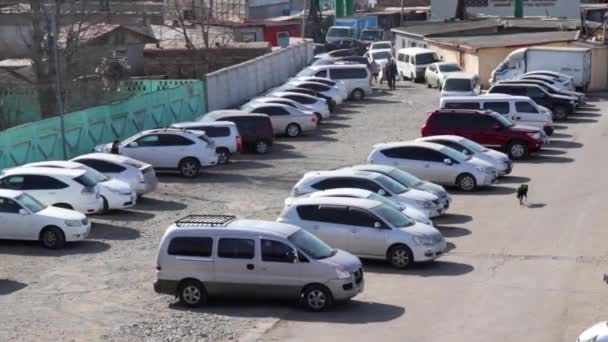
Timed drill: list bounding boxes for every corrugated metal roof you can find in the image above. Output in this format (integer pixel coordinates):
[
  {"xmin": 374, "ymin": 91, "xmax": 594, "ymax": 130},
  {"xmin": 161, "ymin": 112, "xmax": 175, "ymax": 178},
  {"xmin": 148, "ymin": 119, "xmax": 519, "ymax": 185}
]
[
  {"xmin": 391, "ymin": 19, "xmax": 501, "ymax": 37},
  {"xmin": 427, "ymin": 30, "xmax": 579, "ymax": 51}
]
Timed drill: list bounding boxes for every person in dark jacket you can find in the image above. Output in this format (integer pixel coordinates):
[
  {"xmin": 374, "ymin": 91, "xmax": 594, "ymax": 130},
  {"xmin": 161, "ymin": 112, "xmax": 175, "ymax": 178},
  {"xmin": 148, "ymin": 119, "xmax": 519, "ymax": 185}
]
[
  {"xmin": 384, "ymin": 58, "xmax": 398, "ymax": 90},
  {"xmin": 110, "ymin": 140, "xmax": 120, "ymax": 155}
]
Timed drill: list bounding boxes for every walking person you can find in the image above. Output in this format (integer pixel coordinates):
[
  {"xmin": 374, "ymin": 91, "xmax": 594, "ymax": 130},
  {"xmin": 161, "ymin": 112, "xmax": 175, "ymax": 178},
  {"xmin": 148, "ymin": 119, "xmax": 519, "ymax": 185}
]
[
  {"xmin": 369, "ymin": 60, "xmax": 379, "ymax": 85},
  {"xmin": 383, "ymin": 62, "xmax": 392, "ymax": 90},
  {"xmin": 385, "ymin": 58, "xmax": 398, "ymax": 90}
]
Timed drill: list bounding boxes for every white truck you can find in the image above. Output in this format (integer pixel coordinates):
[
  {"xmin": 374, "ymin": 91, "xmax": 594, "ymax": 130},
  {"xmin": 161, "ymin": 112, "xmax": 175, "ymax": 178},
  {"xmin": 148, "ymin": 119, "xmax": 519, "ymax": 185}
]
[{"xmin": 490, "ymin": 47, "xmax": 592, "ymax": 91}]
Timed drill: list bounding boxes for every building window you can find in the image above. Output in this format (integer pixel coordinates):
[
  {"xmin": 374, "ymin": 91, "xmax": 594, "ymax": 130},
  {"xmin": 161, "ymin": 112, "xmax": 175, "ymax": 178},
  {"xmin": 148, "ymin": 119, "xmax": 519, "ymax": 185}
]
[{"xmin": 183, "ymin": 9, "xmax": 195, "ymax": 20}]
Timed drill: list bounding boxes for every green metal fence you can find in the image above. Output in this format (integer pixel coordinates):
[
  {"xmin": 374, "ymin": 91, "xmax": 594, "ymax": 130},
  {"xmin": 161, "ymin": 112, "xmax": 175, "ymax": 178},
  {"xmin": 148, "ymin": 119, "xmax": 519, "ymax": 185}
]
[{"xmin": 0, "ymin": 80, "xmax": 205, "ymax": 169}]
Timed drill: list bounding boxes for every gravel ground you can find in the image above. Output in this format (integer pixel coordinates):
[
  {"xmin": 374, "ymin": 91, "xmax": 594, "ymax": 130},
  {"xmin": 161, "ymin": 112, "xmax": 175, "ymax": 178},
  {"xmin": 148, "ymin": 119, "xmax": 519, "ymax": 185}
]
[{"xmin": 0, "ymin": 82, "xmax": 492, "ymax": 341}]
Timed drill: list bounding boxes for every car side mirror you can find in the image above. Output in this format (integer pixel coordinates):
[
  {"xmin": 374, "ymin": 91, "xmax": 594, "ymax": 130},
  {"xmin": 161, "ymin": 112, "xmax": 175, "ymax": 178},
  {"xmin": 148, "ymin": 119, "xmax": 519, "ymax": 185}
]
[
  {"xmin": 18, "ymin": 209, "xmax": 28, "ymax": 215},
  {"xmin": 374, "ymin": 222, "xmax": 382, "ymax": 229},
  {"xmin": 378, "ymin": 189, "xmax": 387, "ymax": 196},
  {"xmin": 127, "ymin": 142, "xmax": 138, "ymax": 148},
  {"xmin": 443, "ymin": 158, "xmax": 452, "ymax": 165}
]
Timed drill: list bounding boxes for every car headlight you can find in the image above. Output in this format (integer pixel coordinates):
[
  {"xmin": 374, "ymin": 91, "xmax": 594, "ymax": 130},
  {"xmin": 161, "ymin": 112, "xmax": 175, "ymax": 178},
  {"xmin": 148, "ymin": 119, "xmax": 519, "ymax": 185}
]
[
  {"xmin": 415, "ymin": 200, "xmax": 433, "ymax": 209},
  {"xmin": 413, "ymin": 236, "xmax": 434, "ymax": 246},
  {"xmin": 65, "ymin": 219, "xmax": 83, "ymax": 227},
  {"xmin": 526, "ymin": 132, "xmax": 541, "ymax": 140},
  {"xmin": 475, "ymin": 166, "xmax": 492, "ymax": 173},
  {"xmin": 335, "ymin": 266, "xmax": 351, "ymax": 279}
]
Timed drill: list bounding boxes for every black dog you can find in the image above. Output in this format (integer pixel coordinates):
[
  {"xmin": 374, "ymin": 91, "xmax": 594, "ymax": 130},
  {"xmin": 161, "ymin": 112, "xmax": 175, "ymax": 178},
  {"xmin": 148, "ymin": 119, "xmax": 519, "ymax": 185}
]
[{"xmin": 517, "ymin": 185, "xmax": 528, "ymax": 205}]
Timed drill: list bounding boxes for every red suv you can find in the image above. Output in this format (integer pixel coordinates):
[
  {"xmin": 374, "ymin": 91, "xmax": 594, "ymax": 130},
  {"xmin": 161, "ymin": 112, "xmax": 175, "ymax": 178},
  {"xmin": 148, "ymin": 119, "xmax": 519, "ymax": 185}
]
[{"xmin": 421, "ymin": 109, "xmax": 545, "ymax": 159}]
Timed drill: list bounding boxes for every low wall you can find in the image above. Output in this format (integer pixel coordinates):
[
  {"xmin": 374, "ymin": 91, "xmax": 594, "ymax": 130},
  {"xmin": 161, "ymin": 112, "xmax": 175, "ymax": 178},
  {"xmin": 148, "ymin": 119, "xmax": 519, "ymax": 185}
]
[
  {"xmin": 0, "ymin": 80, "xmax": 205, "ymax": 169},
  {"xmin": 204, "ymin": 38, "xmax": 314, "ymax": 112}
]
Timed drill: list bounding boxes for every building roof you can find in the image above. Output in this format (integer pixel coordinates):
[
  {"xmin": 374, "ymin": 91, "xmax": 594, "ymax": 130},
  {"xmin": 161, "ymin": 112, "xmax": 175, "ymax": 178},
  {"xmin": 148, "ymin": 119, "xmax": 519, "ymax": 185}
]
[
  {"xmin": 58, "ymin": 23, "xmax": 157, "ymax": 48},
  {"xmin": 427, "ymin": 30, "xmax": 579, "ymax": 51},
  {"xmin": 391, "ymin": 19, "xmax": 501, "ymax": 37}
]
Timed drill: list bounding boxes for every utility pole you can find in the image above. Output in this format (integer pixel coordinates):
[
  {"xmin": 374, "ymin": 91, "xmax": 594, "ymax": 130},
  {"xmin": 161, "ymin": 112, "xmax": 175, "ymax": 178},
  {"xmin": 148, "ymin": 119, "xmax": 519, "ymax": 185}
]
[
  {"xmin": 47, "ymin": 1, "xmax": 68, "ymax": 159},
  {"xmin": 400, "ymin": 0, "xmax": 404, "ymax": 26},
  {"xmin": 301, "ymin": 0, "xmax": 307, "ymax": 38}
]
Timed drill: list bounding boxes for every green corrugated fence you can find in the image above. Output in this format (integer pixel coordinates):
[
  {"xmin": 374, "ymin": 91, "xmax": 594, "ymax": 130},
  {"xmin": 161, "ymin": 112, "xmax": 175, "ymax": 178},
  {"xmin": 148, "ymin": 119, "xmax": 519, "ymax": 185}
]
[{"xmin": 0, "ymin": 80, "xmax": 205, "ymax": 169}]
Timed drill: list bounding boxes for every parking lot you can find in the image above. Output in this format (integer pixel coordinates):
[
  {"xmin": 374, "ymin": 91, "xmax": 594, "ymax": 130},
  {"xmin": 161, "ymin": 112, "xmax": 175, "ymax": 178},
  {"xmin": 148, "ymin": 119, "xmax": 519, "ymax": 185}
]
[{"xmin": 1, "ymin": 81, "xmax": 608, "ymax": 342}]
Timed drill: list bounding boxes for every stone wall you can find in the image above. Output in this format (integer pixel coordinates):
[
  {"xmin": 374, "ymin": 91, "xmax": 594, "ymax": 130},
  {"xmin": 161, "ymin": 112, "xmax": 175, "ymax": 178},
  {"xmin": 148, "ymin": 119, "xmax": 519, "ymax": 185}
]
[{"xmin": 143, "ymin": 42, "xmax": 272, "ymax": 79}]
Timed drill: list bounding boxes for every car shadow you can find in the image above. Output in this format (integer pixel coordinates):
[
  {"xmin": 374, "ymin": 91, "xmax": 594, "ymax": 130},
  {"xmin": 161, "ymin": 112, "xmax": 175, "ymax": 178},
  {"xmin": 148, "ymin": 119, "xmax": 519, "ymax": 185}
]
[
  {"xmin": 169, "ymin": 299, "xmax": 404, "ymax": 324},
  {"xmin": 0, "ymin": 279, "xmax": 27, "ymax": 295},
  {"xmin": 134, "ymin": 197, "xmax": 188, "ymax": 211},
  {"xmin": 548, "ymin": 140, "xmax": 583, "ymax": 149},
  {"xmin": 574, "ymin": 111, "xmax": 601, "ymax": 117},
  {"xmin": 550, "ymin": 132, "xmax": 572, "ymax": 139},
  {"xmin": 87, "ymin": 222, "xmax": 140, "ymax": 241},
  {"xmin": 435, "ymin": 225, "xmax": 471, "ymax": 238},
  {"xmin": 533, "ymin": 148, "xmax": 567, "ymax": 156},
  {"xmin": 575, "ymin": 106, "xmax": 600, "ymax": 112},
  {"xmin": 325, "ymin": 113, "xmax": 350, "ymax": 121},
  {"xmin": 0, "ymin": 240, "xmax": 110, "ymax": 256},
  {"xmin": 450, "ymin": 185, "xmax": 516, "ymax": 195},
  {"xmin": 286, "ymin": 131, "xmax": 340, "ymax": 143},
  {"xmin": 497, "ymin": 176, "xmax": 531, "ymax": 184},
  {"xmin": 362, "ymin": 98, "xmax": 403, "ymax": 105},
  {"xmin": 214, "ymin": 160, "xmax": 274, "ymax": 171},
  {"xmin": 433, "ymin": 213, "xmax": 473, "ymax": 225},
  {"xmin": 552, "ymin": 124, "xmax": 568, "ymax": 130},
  {"xmin": 567, "ymin": 117, "xmax": 598, "ymax": 124},
  {"xmin": 363, "ymin": 259, "xmax": 474, "ymax": 277},
  {"xmin": 333, "ymin": 109, "xmax": 359, "ymax": 115},
  {"xmin": 517, "ymin": 154, "xmax": 574, "ymax": 164},
  {"xmin": 90, "ymin": 209, "xmax": 155, "ymax": 222}
]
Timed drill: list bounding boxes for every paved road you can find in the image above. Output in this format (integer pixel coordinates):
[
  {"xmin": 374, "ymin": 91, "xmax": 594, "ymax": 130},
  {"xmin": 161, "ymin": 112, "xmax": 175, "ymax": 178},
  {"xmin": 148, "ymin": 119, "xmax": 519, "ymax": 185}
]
[{"xmin": 263, "ymin": 87, "xmax": 608, "ymax": 342}]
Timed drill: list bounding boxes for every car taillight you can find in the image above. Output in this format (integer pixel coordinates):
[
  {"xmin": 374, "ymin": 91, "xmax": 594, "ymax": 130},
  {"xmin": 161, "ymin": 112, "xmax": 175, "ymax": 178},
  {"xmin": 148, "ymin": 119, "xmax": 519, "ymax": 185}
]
[{"xmin": 236, "ymin": 135, "xmax": 242, "ymax": 151}]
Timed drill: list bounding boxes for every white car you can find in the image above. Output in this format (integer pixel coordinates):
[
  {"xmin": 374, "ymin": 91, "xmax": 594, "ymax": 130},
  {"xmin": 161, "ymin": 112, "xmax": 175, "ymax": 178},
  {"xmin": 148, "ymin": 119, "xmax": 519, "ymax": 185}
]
[
  {"xmin": 278, "ymin": 196, "xmax": 446, "ymax": 269},
  {"xmin": 21, "ymin": 160, "xmax": 137, "ymax": 212},
  {"xmin": 170, "ymin": 121, "xmax": 241, "ymax": 164},
  {"xmin": 522, "ymin": 70, "xmax": 574, "ymax": 91},
  {"xmin": 291, "ymin": 76, "xmax": 348, "ymax": 100},
  {"xmin": 0, "ymin": 190, "xmax": 91, "ymax": 249},
  {"xmin": 280, "ymin": 80, "xmax": 344, "ymax": 105},
  {"xmin": 416, "ymin": 136, "xmax": 513, "ymax": 176},
  {"xmin": 72, "ymin": 153, "xmax": 158, "ymax": 197},
  {"xmin": 268, "ymin": 91, "xmax": 331, "ymax": 117},
  {"xmin": 286, "ymin": 187, "xmax": 433, "ymax": 226},
  {"xmin": 578, "ymin": 321, "xmax": 608, "ymax": 342},
  {"xmin": 289, "ymin": 169, "xmax": 442, "ymax": 218},
  {"xmin": 369, "ymin": 41, "xmax": 393, "ymax": 54},
  {"xmin": 366, "ymin": 49, "xmax": 393, "ymax": 81},
  {"xmin": 425, "ymin": 62, "xmax": 463, "ymax": 89},
  {"xmin": 0, "ymin": 167, "xmax": 103, "ymax": 214},
  {"xmin": 241, "ymin": 102, "xmax": 318, "ymax": 137},
  {"xmin": 346, "ymin": 164, "xmax": 452, "ymax": 212},
  {"xmin": 94, "ymin": 128, "xmax": 218, "ymax": 178},
  {"xmin": 367, "ymin": 141, "xmax": 498, "ymax": 192},
  {"xmin": 246, "ymin": 96, "xmax": 328, "ymax": 122}
]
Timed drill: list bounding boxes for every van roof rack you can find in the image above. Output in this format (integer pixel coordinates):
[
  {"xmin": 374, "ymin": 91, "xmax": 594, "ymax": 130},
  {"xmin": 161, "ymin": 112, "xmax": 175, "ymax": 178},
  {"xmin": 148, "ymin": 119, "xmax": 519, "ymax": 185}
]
[{"xmin": 175, "ymin": 215, "xmax": 236, "ymax": 227}]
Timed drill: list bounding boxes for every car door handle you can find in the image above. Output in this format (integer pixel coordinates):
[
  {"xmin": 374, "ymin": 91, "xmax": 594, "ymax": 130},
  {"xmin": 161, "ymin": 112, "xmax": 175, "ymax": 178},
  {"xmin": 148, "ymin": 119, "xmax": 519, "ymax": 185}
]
[{"xmin": 246, "ymin": 264, "xmax": 255, "ymax": 270}]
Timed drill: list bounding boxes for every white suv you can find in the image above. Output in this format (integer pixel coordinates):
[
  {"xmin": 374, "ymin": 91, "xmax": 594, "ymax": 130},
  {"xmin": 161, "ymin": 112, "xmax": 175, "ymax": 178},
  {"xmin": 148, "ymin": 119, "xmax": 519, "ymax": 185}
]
[
  {"xmin": 0, "ymin": 190, "xmax": 90, "ymax": 249},
  {"xmin": 278, "ymin": 197, "xmax": 446, "ymax": 269},
  {"xmin": 170, "ymin": 121, "xmax": 241, "ymax": 164},
  {"xmin": 95, "ymin": 129, "xmax": 218, "ymax": 178},
  {"xmin": 289, "ymin": 169, "xmax": 442, "ymax": 218},
  {"xmin": 0, "ymin": 167, "xmax": 103, "ymax": 214},
  {"xmin": 367, "ymin": 141, "xmax": 498, "ymax": 192},
  {"xmin": 22, "ymin": 161, "xmax": 137, "ymax": 212}
]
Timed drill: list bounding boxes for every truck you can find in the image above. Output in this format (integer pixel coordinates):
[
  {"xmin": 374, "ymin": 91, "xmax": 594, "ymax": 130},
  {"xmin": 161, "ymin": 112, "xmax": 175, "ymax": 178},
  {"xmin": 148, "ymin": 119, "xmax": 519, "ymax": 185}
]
[
  {"xmin": 325, "ymin": 16, "xmax": 378, "ymax": 43},
  {"xmin": 490, "ymin": 47, "xmax": 592, "ymax": 91}
]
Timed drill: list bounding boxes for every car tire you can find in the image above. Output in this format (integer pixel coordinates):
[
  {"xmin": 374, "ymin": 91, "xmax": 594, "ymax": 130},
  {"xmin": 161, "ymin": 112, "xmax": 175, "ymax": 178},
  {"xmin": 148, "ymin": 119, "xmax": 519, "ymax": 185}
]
[
  {"xmin": 401, "ymin": 72, "xmax": 406, "ymax": 81},
  {"xmin": 329, "ymin": 100, "xmax": 337, "ymax": 112},
  {"xmin": 351, "ymin": 89, "xmax": 365, "ymax": 101},
  {"xmin": 437, "ymin": 81, "xmax": 441, "ymax": 90},
  {"xmin": 40, "ymin": 226, "xmax": 66, "ymax": 249},
  {"xmin": 410, "ymin": 72, "xmax": 414, "ymax": 81},
  {"xmin": 387, "ymin": 244, "xmax": 414, "ymax": 269},
  {"xmin": 507, "ymin": 140, "xmax": 529, "ymax": 160},
  {"xmin": 456, "ymin": 173, "xmax": 477, "ymax": 192},
  {"xmin": 216, "ymin": 147, "xmax": 231, "ymax": 165},
  {"xmin": 254, "ymin": 140, "xmax": 270, "ymax": 154},
  {"xmin": 301, "ymin": 284, "xmax": 333, "ymax": 312},
  {"xmin": 286, "ymin": 123, "xmax": 302, "ymax": 137},
  {"xmin": 53, "ymin": 203, "xmax": 73, "ymax": 210},
  {"xmin": 178, "ymin": 279, "xmax": 207, "ymax": 308},
  {"xmin": 427, "ymin": 81, "xmax": 432, "ymax": 88},
  {"xmin": 553, "ymin": 106, "xmax": 568, "ymax": 121},
  {"xmin": 178, "ymin": 158, "xmax": 200, "ymax": 178}
]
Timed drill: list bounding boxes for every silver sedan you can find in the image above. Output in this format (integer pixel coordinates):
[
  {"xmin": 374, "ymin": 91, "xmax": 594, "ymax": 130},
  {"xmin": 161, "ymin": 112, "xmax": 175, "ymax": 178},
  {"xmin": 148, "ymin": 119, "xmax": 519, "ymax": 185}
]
[{"xmin": 240, "ymin": 102, "xmax": 318, "ymax": 137}]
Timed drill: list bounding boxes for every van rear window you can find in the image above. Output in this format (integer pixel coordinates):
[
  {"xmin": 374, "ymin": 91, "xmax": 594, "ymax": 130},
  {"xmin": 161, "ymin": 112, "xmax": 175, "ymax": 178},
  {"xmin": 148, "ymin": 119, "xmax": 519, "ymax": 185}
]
[{"xmin": 168, "ymin": 237, "xmax": 213, "ymax": 257}]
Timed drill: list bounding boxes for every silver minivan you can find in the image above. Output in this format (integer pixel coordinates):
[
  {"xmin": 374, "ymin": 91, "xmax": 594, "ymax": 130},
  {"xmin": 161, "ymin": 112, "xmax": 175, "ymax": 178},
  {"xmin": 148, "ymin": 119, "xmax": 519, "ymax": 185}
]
[{"xmin": 154, "ymin": 215, "xmax": 364, "ymax": 311}]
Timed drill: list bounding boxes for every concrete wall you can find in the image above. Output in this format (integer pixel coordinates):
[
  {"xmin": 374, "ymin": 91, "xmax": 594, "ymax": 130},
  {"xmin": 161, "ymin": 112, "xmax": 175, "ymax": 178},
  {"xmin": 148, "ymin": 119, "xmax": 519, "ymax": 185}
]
[
  {"xmin": 589, "ymin": 46, "xmax": 608, "ymax": 91},
  {"xmin": 205, "ymin": 38, "xmax": 313, "ymax": 111}
]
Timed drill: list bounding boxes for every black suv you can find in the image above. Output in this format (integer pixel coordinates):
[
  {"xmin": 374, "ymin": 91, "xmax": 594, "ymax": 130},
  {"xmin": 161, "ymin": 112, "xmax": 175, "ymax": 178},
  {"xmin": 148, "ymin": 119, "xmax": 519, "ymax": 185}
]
[{"xmin": 488, "ymin": 83, "xmax": 575, "ymax": 121}]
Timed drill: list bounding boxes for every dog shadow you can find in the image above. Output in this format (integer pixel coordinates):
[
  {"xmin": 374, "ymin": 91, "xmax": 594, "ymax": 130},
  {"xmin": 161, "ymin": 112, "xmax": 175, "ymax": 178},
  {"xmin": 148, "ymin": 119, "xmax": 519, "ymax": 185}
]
[{"xmin": 524, "ymin": 202, "xmax": 546, "ymax": 209}]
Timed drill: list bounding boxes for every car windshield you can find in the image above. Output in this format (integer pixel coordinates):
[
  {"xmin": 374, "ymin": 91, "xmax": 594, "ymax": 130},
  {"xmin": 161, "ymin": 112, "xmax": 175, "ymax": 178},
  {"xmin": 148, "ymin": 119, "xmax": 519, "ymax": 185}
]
[
  {"xmin": 327, "ymin": 27, "xmax": 351, "ymax": 37},
  {"xmin": 415, "ymin": 53, "xmax": 439, "ymax": 65},
  {"xmin": 367, "ymin": 192, "xmax": 403, "ymax": 211},
  {"xmin": 288, "ymin": 229, "xmax": 336, "ymax": 260},
  {"xmin": 372, "ymin": 51, "xmax": 392, "ymax": 60},
  {"xmin": 296, "ymin": 68, "xmax": 315, "ymax": 77},
  {"xmin": 373, "ymin": 174, "xmax": 409, "ymax": 194},
  {"xmin": 458, "ymin": 138, "xmax": 487, "ymax": 153},
  {"xmin": 444, "ymin": 78, "xmax": 472, "ymax": 91},
  {"xmin": 360, "ymin": 31, "xmax": 382, "ymax": 41},
  {"xmin": 372, "ymin": 43, "xmax": 391, "ymax": 50},
  {"xmin": 388, "ymin": 169, "xmax": 423, "ymax": 187},
  {"xmin": 16, "ymin": 193, "xmax": 47, "ymax": 213},
  {"xmin": 74, "ymin": 173, "xmax": 98, "ymax": 188},
  {"xmin": 77, "ymin": 166, "xmax": 110, "ymax": 182},
  {"xmin": 439, "ymin": 64, "xmax": 462, "ymax": 72},
  {"xmin": 371, "ymin": 204, "xmax": 414, "ymax": 228},
  {"xmin": 492, "ymin": 112, "xmax": 515, "ymax": 127},
  {"xmin": 441, "ymin": 147, "xmax": 471, "ymax": 162}
]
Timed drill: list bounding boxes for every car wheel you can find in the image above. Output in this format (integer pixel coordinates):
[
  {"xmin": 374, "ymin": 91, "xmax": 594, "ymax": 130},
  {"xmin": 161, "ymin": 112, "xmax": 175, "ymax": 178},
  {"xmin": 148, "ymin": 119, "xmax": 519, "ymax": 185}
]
[
  {"xmin": 410, "ymin": 72, "xmax": 414, "ymax": 81},
  {"xmin": 286, "ymin": 123, "xmax": 302, "ymax": 137},
  {"xmin": 178, "ymin": 279, "xmax": 207, "ymax": 308},
  {"xmin": 351, "ymin": 89, "xmax": 365, "ymax": 101},
  {"xmin": 329, "ymin": 101, "xmax": 336, "ymax": 113},
  {"xmin": 427, "ymin": 80, "xmax": 432, "ymax": 88},
  {"xmin": 401, "ymin": 72, "xmax": 406, "ymax": 81},
  {"xmin": 302, "ymin": 285, "xmax": 333, "ymax": 311},
  {"xmin": 387, "ymin": 244, "xmax": 414, "ymax": 269},
  {"xmin": 553, "ymin": 106, "xmax": 568, "ymax": 121},
  {"xmin": 457, "ymin": 173, "xmax": 477, "ymax": 192},
  {"xmin": 255, "ymin": 140, "xmax": 269, "ymax": 154},
  {"xmin": 53, "ymin": 203, "xmax": 73, "ymax": 210},
  {"xmin": 507, "ymin": 140, "xmax": 529, "ymax": 160},
  {"xmin": 437, "ymin": 81, "xmax": 441, "ymax": 90},
  {"xmin": 216, "ymin": 147, "xmax": 231, "ymax": 165},
  {"xmin": 178, "ymin": 158, "xmax": 200, "ymax": 178},
  {"xmin": 40, "ymin": 226, "xmax": 66, "ymax": 249}
]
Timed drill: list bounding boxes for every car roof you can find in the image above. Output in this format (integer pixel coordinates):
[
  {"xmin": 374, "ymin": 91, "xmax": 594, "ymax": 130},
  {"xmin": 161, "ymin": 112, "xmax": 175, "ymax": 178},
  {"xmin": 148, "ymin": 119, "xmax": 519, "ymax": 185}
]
[
  {"xmin": 0, "ymin": 189, "xmax": 22, "ymax": 198},
  {"xmin": 73, "ymin": 152, "xmax": 142, "ymax": 166},
  {"xmin": 288, "ymin": 196, "xmax": 382, "ymax": 209},
  {"xmin": 444, "ymin": 72, "xmax": 477, "ymax": 79},
  {"xmin": 416, "ymin": 135, "xmax": 465, "ymax": 143},
  {"xmin": 373, "ymin": 141, "xmax": 445, "ymax": 151},
  {"xmin": 168, "ymin": 218, "xmax": 301, "ymax": 238},
  {"xmin": 371, "ymin": 41, "xmax": 392, "ymax": 45},
  {"xmin": 206, "ymin": 111, "xmax": 269, "ymax": 119},
  {"xmin": 243, "ymin": 102, "xmax": 294, "ymax": 110},
  {"xmin": 442, "ymin": 94, "xmax": 529, "ymax": 101},
  {"xmin": 2, "ymin": 166, "xmax": 85, "ymax": 177},
  {"xmin": 304, "ymin": 169, "xmax": 381, "ymax": 179},
  {"xmin": 141, "ymin": 128, "xmax": 206, "ymax": 136},
  {"xmin": 434, "ymin": 108, "xmax": 492, "ymax": 116},
  {"xmin": 271, "ymin": 91, "xmax": 320, "ymax": 99},
  {"xmin": 492, "ymin": 83, "xmax": 541, "ymax": 89},
  {"xmin": 435, "ymin": 61, "xmax": 460, "ymax": 66},
  {"xmin": 397, "ymin": 47, "xmax": 434, "ymax": 54},
  {"xmin": 308, "ymin": 187, "xmax": 373, "ymax": 198},
  {"xmin": 172, "ymin": 121, "xmax": 236, "ymax": 128},
  {"xmin": 304, "ymin": 64, "xmax": 368, "ymax": 71},
  {"xmin": 348, "ymin": 164, "xmax": 397, "ymax": 174},
  {"xmin": 24, "ymin": 160, "xmax": 85, "ymax": 169}
]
